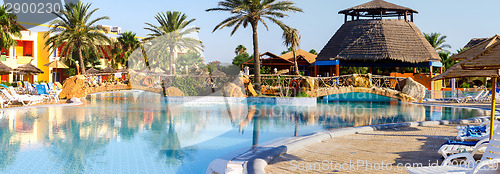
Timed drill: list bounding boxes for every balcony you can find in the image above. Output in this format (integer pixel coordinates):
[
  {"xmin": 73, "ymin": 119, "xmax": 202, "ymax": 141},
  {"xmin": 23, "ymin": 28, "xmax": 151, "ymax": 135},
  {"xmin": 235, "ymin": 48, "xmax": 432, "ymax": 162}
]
[{"xmin": 17, "ymin": 56, "xmax": 33, "ymax": 64}]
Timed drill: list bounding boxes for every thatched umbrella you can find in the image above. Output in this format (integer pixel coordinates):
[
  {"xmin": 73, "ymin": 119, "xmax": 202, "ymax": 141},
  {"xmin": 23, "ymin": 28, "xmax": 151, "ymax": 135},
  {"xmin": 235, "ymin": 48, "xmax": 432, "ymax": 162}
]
[
  {"xmin": 44, "ymin": 60, "xmax": 69, "ymax": 82},
  {"xmin": 0, "ymin": 62, "xmax": 12, "ymax": 75},
  {"xmin": 435, "ymin": 40, "xmax": 500, "ymax": 140},
  {"xmin": 100, "ymin": 66, "xmax": 117, "ymax": 74},
  {"xmin": 14, "ymin": 62, "xmax": 44, "ymax": 75},
  {"xmin": 211, "ymin": 69, "xmax": 226, "ymax": 77},
  {"xmin": 85, "ymin": 68, "xmax": 101, "ymax": 75}
]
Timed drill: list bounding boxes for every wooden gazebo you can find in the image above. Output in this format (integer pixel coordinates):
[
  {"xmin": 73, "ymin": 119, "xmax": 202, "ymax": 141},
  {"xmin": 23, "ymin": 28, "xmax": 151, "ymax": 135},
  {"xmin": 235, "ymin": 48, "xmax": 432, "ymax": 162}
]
[{"xmin": 314, "ymin": 0, "xmax": 441, "ymax": 78}]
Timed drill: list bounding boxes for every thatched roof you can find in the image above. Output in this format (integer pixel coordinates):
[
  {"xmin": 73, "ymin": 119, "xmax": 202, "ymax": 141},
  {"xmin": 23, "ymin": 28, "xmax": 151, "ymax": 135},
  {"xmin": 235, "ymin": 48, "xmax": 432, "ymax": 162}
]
[
  {"xmin": 0, "ymin": 62, "xmax": 12, "ymax": 75},
  {"xmin": 461, "ymin": 41, "xmax": 500, "ymax": 70},
  {"xmin": 14, "ymin": 63, "xmax": 44, "ymax": 75},
  {"xmin": 451, "ymin": 35, "xmax": 500, "ymax": 61},
  {"xmin": 280, "ymin": 49, "xmax": 317, "ymax": 64},
  {"xmin": 464, "ymin": 38, "xmax": 489, "ymax": 49},
  {"xmin": 211, "ymin": 69, "xmax": 226, "ymax": 77},
  {"xmin": 339, "ymin": 0, "xmax": 417, "ymax": 14},
  {"xmin": 85, "ymin": 68, "xmax": 100, "ymax": 74},
  {"xmin": 100, "ymin": 66, "xmax": 117, "ymax": 73},
  {"xmin": 432, "ymin": 62, "xmax": 500, "ymax": 80},
  {"xmin": 118, "ymin": 68, "xmax": 129, "ymax": 73},
  {"xmin": 316, "ymin": 19, "xmax": 440, "ymax": 63}
]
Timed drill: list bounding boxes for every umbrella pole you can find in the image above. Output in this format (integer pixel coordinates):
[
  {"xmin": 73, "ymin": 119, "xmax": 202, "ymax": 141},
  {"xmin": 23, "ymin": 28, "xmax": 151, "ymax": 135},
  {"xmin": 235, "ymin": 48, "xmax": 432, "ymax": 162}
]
[{"xmin": 491, "ymin": 77, "xmax": 497, "ymax": 140}]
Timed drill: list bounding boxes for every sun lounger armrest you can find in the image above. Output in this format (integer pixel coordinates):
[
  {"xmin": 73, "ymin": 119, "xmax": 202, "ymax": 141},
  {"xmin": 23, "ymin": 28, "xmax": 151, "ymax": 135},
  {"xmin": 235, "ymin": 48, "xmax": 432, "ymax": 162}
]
[
  {"xmin": 471, "ymin": 143, "xmax": 489, "ymax": 156},
  {"xmin": 473, "ymin": 159, "xmax": 500, "ymax": 174},
  {"xmin": 441, "ymin": 153, "xmax": 475, "ymax": 166}
]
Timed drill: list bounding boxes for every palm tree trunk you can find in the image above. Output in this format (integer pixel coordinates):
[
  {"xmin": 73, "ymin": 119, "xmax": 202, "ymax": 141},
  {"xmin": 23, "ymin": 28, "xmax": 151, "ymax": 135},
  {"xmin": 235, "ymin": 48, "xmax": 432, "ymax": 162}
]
[
  {"xmin": 293, "ymin": 49, "xmax": 299, "ymax": 75},
  {"xmin": 170, "ymin": 47, "xmax": 175, "ymax": 75},
  {"xmin": 78, "ymin": 45, "xmax": 86, "ymax": 74},
  {"xmin": 251, "ymin": 22, "xmax": 261, "ymax": 93}
]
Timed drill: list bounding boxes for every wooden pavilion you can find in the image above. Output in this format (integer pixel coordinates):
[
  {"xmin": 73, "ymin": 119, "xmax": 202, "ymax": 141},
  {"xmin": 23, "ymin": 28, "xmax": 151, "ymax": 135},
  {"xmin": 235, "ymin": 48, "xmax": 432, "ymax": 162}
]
[
  {"xmin": 314, "ymin": 0, "xmax": 442, "ymax": 84},
  {"xmin": 242, "ymin": 52, "xmax": 294, "ymax": 73}
]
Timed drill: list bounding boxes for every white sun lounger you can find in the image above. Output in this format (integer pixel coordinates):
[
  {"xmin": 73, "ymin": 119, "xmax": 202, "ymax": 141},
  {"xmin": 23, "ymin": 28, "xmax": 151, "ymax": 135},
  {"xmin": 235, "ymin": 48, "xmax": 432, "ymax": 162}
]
[
  {"xmin": 2, "ymin": 88, "xmax": 43, "ymax": 106},
  {"xmin": 438, "ymin": 138, "xmax": 489, "ymax": 158},
  {"xmin": 407, "ymin": 128, "xmax": 500, "ymax": 174}
]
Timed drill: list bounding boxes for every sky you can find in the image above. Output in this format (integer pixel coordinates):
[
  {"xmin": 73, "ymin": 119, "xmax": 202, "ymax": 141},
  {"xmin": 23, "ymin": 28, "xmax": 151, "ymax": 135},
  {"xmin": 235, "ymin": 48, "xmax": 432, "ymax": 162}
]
[{"xmin": 15, "ymin": 0, "xmax": 500, "ymax": 63}]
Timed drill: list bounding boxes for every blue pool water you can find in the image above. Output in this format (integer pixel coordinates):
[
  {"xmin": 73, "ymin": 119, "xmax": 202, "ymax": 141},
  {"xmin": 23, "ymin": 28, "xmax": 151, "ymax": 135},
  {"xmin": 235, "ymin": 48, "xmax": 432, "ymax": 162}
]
[{"xmin": 0, "ymin": 91, "xmax": 486, "ymax": 173}]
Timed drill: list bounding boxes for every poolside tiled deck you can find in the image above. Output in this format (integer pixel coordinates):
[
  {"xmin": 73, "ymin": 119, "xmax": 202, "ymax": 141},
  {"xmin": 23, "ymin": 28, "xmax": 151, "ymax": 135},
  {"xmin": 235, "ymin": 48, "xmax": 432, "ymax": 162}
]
[{"xmin": 266, "ymin": 125, "xmax": 473, "ymax": 174}]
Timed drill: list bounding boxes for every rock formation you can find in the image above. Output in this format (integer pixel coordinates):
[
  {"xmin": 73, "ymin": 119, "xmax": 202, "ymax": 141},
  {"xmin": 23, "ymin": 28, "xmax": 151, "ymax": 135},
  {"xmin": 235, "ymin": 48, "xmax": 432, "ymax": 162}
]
[{"xmin": 402, "ymin": 77, "xmax": 427, "ymax": 102}]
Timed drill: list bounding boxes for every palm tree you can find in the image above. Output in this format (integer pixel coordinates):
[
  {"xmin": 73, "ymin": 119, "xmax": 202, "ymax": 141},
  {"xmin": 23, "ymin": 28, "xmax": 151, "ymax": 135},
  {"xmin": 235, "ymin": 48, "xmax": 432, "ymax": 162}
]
[
  {"xmin": 206, "ymin": 0, "xmax": 303, "ymax": 91},
  {"xmin": 235, "ymin": 45, "xmax": 247, "ymax": 55},
  {"xmin": 110, "ymin": 31, "xmax": 139, "ymax": 68},
  {"xmin": 44, "ymin": 2, "xmax": 110, "ymax": 75},
  {"xmin": 0, "ymin": 5, "xmax": 22, "ymax": 50},
  {"xmin": 144, "ymin": 11, "xmax": 203, "ymax": 74},
  {"xmin": 424, "ymin": 32, "xmax": 451, "ymax": 51},
  {"xmin": 282, "ymin": 26, "xmax": 300, "ymax": 75}
]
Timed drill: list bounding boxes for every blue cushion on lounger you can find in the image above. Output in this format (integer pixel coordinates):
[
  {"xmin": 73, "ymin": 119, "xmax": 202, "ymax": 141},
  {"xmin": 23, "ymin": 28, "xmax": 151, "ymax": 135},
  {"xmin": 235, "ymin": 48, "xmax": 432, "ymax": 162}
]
[
  {"xmin": 443, "ymin": 140, "xmax": 486, "ymax": 146},
  {"xmin": 0, "ymin": 84, "xmax": 8, "ymax": 88}
]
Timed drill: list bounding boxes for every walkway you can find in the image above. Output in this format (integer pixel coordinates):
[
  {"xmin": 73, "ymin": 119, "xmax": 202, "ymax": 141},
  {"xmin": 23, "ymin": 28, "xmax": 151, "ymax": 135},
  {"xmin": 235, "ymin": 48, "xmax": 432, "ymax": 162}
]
[{"xmin": 266, "ymin": 124, "xmax": 470, "ymax": 174}]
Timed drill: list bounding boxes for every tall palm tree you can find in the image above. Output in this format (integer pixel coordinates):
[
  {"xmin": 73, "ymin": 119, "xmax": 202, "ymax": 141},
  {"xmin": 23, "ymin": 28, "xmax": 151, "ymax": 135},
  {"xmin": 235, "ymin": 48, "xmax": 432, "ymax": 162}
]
[
  {"xmin": 282, "ymin": 26, "xmax": 300, "ymax": 75},
  {"xmin": 206, "ymin": 0, "xmax": 303, "ymax": 91},
  {"xmin": 110, "ymin": 31, "xmax": 139, "ymax": 68},
  {"xmin": 144, "ymin": 11, "xmax": 203, "ymax": 74},
  {"xmin": 424, "ymin": 32, "xmax": 451, "ymax": 51},
  {"xmin": 235, "ymin": 44, "xmax": 247, "ymax": 55},
  {"xmin": 0, "ymin": 5, "xmax": 22, "ymax": 50},
  {"xmin": 44, "ymin": 2, "xmax": 110, "ymax": 74}
]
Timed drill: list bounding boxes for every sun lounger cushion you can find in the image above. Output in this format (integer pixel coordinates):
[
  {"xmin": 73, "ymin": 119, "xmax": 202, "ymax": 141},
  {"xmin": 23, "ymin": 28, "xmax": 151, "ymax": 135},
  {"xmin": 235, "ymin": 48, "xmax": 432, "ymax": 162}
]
[
  {"xmin": 0, "ymin": 84, "xmax": 8, "ymax": 88},
  {"xmin": 443, "ymin": 140, "xmax": 485, "ymax": 146}
]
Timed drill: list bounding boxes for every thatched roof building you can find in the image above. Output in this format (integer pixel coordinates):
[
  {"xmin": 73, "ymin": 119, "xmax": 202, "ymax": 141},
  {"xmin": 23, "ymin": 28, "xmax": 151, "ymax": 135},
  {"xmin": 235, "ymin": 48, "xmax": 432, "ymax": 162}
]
[
  {"xmin": 314, "ymin": 0, "xmax": 441, "ymax": 77},
  {"xmin": 464, "ymin": 38, "xmax": 489, "ymax": 49},
  {"xmin": 316, "ymin": 19, "xmax": 440, "ymax": 64}
]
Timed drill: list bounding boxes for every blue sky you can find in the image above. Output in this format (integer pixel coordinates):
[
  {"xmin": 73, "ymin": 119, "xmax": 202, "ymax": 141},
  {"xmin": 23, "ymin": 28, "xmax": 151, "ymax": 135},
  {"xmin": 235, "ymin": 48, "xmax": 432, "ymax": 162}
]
[{"xmin": 57, "ymin": 0, "xmax": 500, "ymax": 63}]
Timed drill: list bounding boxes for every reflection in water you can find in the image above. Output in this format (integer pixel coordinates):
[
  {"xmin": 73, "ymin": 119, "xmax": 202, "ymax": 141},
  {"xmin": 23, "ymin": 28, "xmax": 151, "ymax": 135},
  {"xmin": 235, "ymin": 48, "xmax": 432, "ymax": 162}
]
[
  {"xmin": 0, "ymin": 117, "xmax": 20, "ymax": 170},
  {"xmin": 0, "ymin": 91, "xmax": 487, "ymax": 173}
]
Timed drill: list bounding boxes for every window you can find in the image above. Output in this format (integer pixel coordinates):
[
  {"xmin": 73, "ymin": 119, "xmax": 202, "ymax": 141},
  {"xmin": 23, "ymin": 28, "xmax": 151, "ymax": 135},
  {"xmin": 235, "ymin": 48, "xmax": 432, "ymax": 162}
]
[
  {"xmin": 53, "ymin": 48, "xmax": 57, "ymax": 57},
  {"xmin": 12, "ymin": 47, "xmax": 16, "ymax": 58}
]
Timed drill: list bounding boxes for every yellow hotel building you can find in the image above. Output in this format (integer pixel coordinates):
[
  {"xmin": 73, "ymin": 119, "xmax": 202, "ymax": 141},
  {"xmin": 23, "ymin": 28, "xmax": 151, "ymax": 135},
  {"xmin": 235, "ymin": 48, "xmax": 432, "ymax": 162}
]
[{"xmin": 1, "ymin": 23, "xmax": 122, "ymax": 84}]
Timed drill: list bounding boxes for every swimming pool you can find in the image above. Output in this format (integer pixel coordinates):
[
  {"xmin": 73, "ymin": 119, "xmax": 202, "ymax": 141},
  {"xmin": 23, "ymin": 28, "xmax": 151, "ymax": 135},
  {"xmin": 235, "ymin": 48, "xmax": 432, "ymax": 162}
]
[{"xmin": 0, "ymin": 91, "xmax": 486, "ymax": 173}]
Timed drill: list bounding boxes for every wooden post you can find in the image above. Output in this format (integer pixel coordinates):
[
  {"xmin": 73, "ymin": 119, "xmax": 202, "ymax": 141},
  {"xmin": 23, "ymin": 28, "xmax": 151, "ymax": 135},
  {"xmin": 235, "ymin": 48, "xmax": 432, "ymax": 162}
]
[
  {"xmin": 411, "ymin": 13, "xmax": 414, "ymax": 22},
  {"xmin": 439, "ymin": 67, "xmax": 443, "ymax": 74},
  {"xmin": 413, "ymin": 67, "xmax": 417, "ymax": 74},
  {"xmin": 369, "ymin": 67, "xmax": 373, "ymax": 74},
  {"xmin": 344, "ymin": 14, "xmax": 347, "ymax": 23},
  {"xmin": 356, "ymin": 12, "xmax": 359, "ymax": 20},
  {"xmin": 314, "ymin": 65, "xmax": 318, "ymax": 77},
  {"xmin": 430, "ymin": 66, "xmax": 433, "ymax": 78},
  {"xmin": 490, "ymin": 77, "xmax": 497, "ymax": 140},
  {"xmin": 404, "ymin": 11, "xmax": 407, "ymax": 21},
  {"xmin": 380, "ymin": 11, "xmax": 383, "ymax": 20},
  {"xmin": 335, "ymin": 65, "xmax": 340, "ymax": 76}
]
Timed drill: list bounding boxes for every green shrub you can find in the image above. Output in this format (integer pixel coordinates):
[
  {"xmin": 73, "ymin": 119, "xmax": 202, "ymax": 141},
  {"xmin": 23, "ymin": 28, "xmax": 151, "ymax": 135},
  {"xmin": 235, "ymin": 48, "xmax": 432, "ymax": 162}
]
[{"xmin": 459, "ymin": 82, "xmax": 471, "ymax": 88}]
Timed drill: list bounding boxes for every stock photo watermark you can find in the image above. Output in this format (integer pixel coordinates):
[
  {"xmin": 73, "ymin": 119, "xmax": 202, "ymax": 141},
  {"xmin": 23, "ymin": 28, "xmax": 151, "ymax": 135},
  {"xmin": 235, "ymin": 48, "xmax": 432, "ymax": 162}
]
[{"xmin": 289, "ymin": 159, "xmax": 499, "ymax": 172}]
